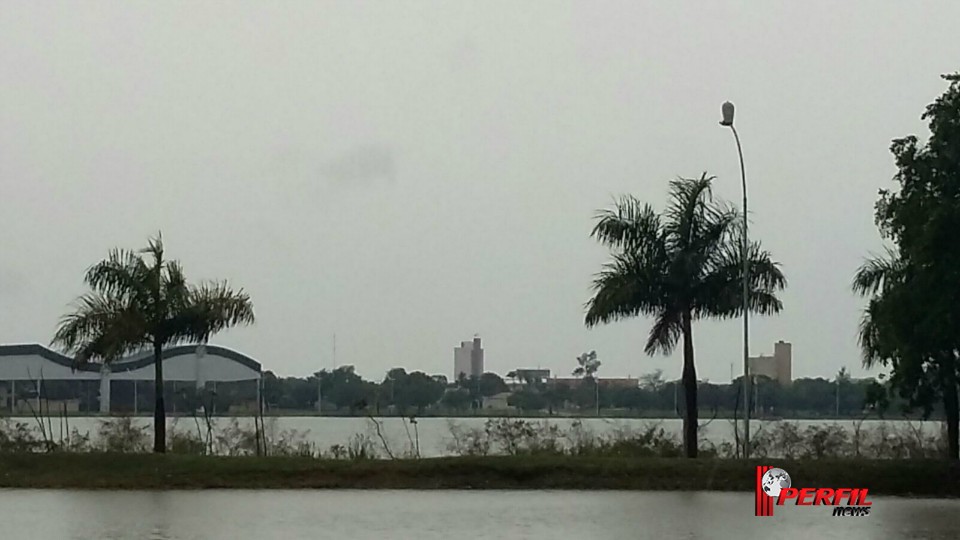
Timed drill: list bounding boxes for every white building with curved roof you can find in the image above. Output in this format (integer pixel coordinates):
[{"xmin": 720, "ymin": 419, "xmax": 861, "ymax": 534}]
[{"xmin": 0, "ymin": 343, "xmax": 262, "ymax": 413}]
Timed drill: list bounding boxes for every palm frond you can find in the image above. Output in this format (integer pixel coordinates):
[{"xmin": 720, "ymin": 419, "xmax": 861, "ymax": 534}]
[
  {"xmin": 51, "ymin": 292, "xmax": 148, "ymax": 364},
  {"xmin": 690, "ymin": 202, "xmax": 740, "ymax": 257},
  {"xmin": 746, "ymin": 290, "xmax": 784, "ymax": 316},
  {"xmin": 162, "ymin": 260, "xmax": 192, "ymax": 317},
  {"xmin": 852, "ymin": 247, "xmax": 902, "ymax": 297},
  {"xmin": 140, "ymin": 233, "xmax": 164, "ymax": 267},
  {"xmin": 84, "ymin": 248, "xmax": 150, "ymax": 299},
  {"xmin": 591, "ymin": 196, "xmax": 662, "ymax": 251},
  {"xmin": 692, "ymin": 240, "xmax": 787, "ymax": 319},
  {"xmin": 164, "ymin": 281, "xmax": 255, "ymax": 343},
  {"xmin": 645, "ymin": 310, "xmax": 683, "ymax": 355},
  {"xmin": 663, "ymin": 172, "xmax": 715, "ymax": 253},
  {"xmin": 585, "ymin": 251, "xmax": 667, "ymax": 327},
  {"xmin": 858, "ymin": 299, "xmax": 888, "ymax": 369}
]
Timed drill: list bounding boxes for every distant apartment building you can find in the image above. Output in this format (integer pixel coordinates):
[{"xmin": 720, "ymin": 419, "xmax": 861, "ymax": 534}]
[
  {"xmin": 454, "ymin": 336, "xmax": 484, "ymax": 380},
  {"xmin": 748, "ymin": 340, "xmax": 792, "ymax": 385}
]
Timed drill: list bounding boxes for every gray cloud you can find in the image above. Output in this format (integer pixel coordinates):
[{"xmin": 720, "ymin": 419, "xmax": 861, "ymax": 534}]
[{"xmin": 319, "ymin": 144, "xmax": 397, "ymax": 189}]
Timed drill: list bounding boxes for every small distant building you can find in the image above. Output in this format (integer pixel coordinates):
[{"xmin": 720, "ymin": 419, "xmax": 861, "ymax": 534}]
[
  {"xmin": 546, "ymin": 377, "xmax": 639, "ymax": 389},
  {"xmin": 454, "ymin": 336, "xmax": 484, "ymax": 380},
  {"xmin": 749, "ymin": 340, "xmax": 792, "ymax": 385},
  {"xmin": 512, "ymin": 368, "xmax": 551, "ymax": 384},
  {"xmin": 482, "ymin": 391, "xmax": 513, "ymax": 410}
]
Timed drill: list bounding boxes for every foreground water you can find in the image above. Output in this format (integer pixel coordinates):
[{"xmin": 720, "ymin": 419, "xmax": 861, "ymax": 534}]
[
  {"xmin": 4, "ymin": 416, "xmax": 942, "ymax": 456},
  {"xmin": 0, "ymin": 490, "xmax": 955, "ymax": 540}
]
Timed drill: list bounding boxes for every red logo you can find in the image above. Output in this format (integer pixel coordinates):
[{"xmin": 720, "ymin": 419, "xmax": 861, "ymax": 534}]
[{"xmin": 755, "ymin": 466, "xmax": 872, "ymax": 517}]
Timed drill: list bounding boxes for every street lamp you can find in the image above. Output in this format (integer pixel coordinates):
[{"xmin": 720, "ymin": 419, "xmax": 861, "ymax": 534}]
[{"xmin": 720, "ymin": 101, "xmax": 751, "ymax": 458}]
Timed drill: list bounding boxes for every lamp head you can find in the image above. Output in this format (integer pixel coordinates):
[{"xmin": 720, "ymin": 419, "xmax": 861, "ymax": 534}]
[{"xmin": 720, "ymin": 101, "xmax": 735, "ymax": 126}]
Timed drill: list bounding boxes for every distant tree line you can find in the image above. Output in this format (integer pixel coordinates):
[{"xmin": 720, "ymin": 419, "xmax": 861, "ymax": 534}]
[
  {"xmin": 5, "ymin": 364, "xmax": 928, "ymax": 420},
  {"xmin": 251, "ymin": 367, "xmax": 917, "ymax": 418}
]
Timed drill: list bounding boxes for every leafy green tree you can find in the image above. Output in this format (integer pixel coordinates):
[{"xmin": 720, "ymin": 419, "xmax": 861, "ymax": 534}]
[
  {"xmin": 320, "ymin": 366, "xmax": 372, "ymax": 412},
  {"xmin": 265, "ymin": 374, "xmax": 319, "ymax": 410},
  {"xmin": 543, "ymin": 383, "xmax": 571, "ymax": 414},
  {"xmin": 585, "ymin": 174, "xmax": 786, "ymax": 457},
  {"xmin": 853, "ymin": 73, "xmax": 960, "ymax": 459},
  {"xmin": 382, "ymin": 368, "xmax": 408, "ymax": 410},
  {"xmin": 52, "ymin": 235, "xmax": 254, "ymax": 452},
  {"xmin": 478, "ymin": 372, "xmax": 509, "ymax": 397},
  {"xmin": 572, "ymin": 350, "xmax": 600, "ymax": 379},
  {"xmin": 508, "ymin": 388, "xmax": 548, "ymax": 412},
  {"xmin": 441, "ymin": 389, "xmax": 472, "ymax": 412},
  {"xmin": 401, "ymin": 371, "xmax": 445, "ymax": 414},
  {"xmin": 639, "ymin": 369, "xmax": 666, "ymax": 392},
  {"xmin": 454, "ymin": 373, "xmax": 484, "ymax": 408}
]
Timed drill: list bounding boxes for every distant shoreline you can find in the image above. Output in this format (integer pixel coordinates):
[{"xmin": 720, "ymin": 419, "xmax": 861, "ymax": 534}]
[
  {"xmin": 0, "ymin": 412, "xmax": 944, "ymax": 421},
  {"xmin": 0, "ymin": 454, "xmax": 957, "ymax": 494}
]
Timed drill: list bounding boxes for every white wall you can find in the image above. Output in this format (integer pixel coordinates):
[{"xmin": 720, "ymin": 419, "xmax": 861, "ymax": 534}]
[{"xmin": 0, "ymin": 353, "xmax": 101, "ymax": 381}]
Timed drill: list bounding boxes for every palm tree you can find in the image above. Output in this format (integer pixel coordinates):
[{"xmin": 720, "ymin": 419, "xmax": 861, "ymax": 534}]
[
  {"xmin": 52, "ymin": 234, "xmax": 255, "ymax": 453},
  {"xmin": 585, "ymin": 174, "xmax": 785, "ymax": 458},
  {"xmin": 573, "ymin": 350, "xmax": 601, "ymax": 416}
]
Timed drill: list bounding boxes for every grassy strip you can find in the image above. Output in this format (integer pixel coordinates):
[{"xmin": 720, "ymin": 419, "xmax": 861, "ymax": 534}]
[{"xmin": 0, "ymin": 453, "xmax": 957, "ymax": 495}]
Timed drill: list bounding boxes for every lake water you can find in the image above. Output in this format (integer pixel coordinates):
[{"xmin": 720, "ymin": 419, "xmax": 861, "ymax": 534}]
[
  {"xmin": 3, "ymin": 416, "xmax": 942, "ymax": 457},
  {"xmin": 0, "ymin": 490, "xmax": 956, "ymax": 540}
]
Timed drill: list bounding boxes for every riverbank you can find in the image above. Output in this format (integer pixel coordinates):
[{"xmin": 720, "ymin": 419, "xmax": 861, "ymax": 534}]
[
  {"xmin": 3, "ymin": 411, "xmax": 941, "ymax": 420},
  {"xmin": 0, "ymin": 454, "xmax": 957, "ymax": 494}
]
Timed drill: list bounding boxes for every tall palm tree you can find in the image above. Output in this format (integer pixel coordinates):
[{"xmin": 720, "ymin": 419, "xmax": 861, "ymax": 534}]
[
  {"xmin": 573, "ymin": 350, "xmax": 601, "ymax": 416},
  {"xmin": 585, "ymin": 174, "xmax": 786, "ymax": 458},
  {"xmin": 52, "ymin": 234, "xmax": 255, "ymax": 453}
]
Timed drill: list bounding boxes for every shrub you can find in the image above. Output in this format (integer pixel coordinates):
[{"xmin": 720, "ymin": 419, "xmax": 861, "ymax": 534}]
[{"xmin": 96, "ymin": 417, "xmax": 149, "ymax": 453}]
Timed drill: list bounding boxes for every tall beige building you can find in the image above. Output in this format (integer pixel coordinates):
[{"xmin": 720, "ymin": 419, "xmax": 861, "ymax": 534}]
[
  {"xmin": 454, "ymin": 336, "xmax": 484, "ymax": 380},
  {"xmin": 748, "ymin": 340, "xmax": 792, "ymax": 385}
]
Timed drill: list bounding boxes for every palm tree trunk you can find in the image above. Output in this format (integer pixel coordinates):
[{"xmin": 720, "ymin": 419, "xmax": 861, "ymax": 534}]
[
  {"xmin": 944, "ymin": 359, "xmax": 959, "ymax": 460},
  {"xmin": 153, "ymin": 341, "xmax": 166, "ymax": 453},
  {"xmin": 681, "ymin": 310, "xmax": 698, "ymax": 458}
]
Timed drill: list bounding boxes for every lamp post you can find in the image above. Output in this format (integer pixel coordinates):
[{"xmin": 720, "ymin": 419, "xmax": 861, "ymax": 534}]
[
  {"xmin": 720, "ymin": 101, "xmax": 751, "ymax": 458},
  {"xmin": 595, "ymin": 377, "xmax": 600, "ymax": 417}
]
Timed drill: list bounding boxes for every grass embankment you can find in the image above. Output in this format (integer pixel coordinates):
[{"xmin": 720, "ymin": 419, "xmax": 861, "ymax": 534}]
[{"xmin": 0, "ymin": 453, "xmax": 958, "ymax": 495}]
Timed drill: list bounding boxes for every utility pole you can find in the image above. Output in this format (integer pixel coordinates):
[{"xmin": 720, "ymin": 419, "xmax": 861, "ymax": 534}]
[
  {"xmin": 720, "ymin": 101, "xmax": 751, "ymax": 458},
  {"xmin": 836, "ymin": 377, "xmax": 840, "ymax": 418},
  {"xmin": 754, "ymin": 376, "xmax": 759, "ymax": 418},
  {"xmin": 595, "ymin": 379, "xmax": 600, "ymax": 417},
  {"xmin": 835, "ymin": 367, "xmax": 845, "ymax": 418}
]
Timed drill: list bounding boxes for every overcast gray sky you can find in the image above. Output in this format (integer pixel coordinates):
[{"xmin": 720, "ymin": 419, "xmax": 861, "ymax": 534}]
[{"xmin": 1, "ymin": 2, "xmax": 958, "ymax": 382}]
